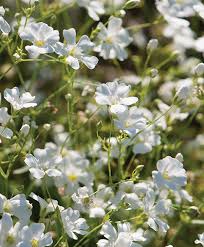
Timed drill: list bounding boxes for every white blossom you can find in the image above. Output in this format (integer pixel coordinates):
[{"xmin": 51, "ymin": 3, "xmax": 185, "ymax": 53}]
[
  {"xmin": 0, "ymin": 213, "xmax": 21, "ymax": 247},
  {"xmin": 0, "ymin": 194, "xmax": 32, "ymax": 224},
  {"xmin": 195, "ymin": 233, "xmax": 204, "ymax": 247},
  {"xmin": 4, "ymin": 87, "xmax": 37, "ymax": 110},
  {"xmin": 0, "ymin": 6, "xmax": 11, "ymax": 34},
  {"xmin": 95, "ymin": 81, "xmax": 138, "ymax": 114},
  {"xmin": 61, "ymin": 208, "xmax": 89, "ymax": 240},
  {"xmin": 152, "ymin": 156, "xmax": 187, "ymax": 191},
  {"xmin": 18, "ymin": 223, "xmax": 53, "ymax": 247},
  {"xmin": 97, "ymin": 221, "xmax": 146, "ymax": 247},
  {"xmin": 55, "ymin": 28, "xmax": 98, "ymax": 70},
  {"xmin": 76, "ymin": 0, "xmax": 105, "ymax": 21},
  {"xmin": 94, "ymin": 17, "xmax": 133, "ymax": 61},
  {"xmin": 24, "ymin": 144, "xmax": 62, "ymax": 179},
  {"xmin": 19, "ymin": 22, "xmax": 59, "ymax": 57}
]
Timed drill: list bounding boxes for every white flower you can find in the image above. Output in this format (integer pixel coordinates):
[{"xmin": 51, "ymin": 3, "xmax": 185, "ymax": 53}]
[
  {"xmin": 72, "ymin": 185, "xmax": 113, "ymax": 218},
  {"xmin": 97, "ymin": 221, "xmax": 146, "ymax": 247},
  {"xmin": 156, "ymin": 0, "xmax": 200, "ymax": 18},
  {"xmin": 24, "ymin": 144, "xmax": 62, "ymax": 179},
  {"xmin": 4, "ymin": 87, "xmax": 37, "ymax": 110},
  {"xmin": 61, "ymin": 208, "xmax": 89, "ymax": 240},
  {"xmin": 114, "ymin": 106, "xmax": 147, "ymax": 136},
  {"xmin": 0, "ymin": 213, "xmax": 21, "ymax": 247},
  {"xmin": 12, "ymin": 16, "xmax": 35, "ymax": 34},
  {"xmin": 130, "ymin": 126, "xmax": 161, "ymax": 155},
  {"xmin": 94, "ymin": 17, "xmax": 133, "ymax": 61},
  {"xmin": 194, "ymin": 63, "xmax": 204, "ymax": 76},
  {"xmin": 30, "ymin": 192, "xmax": 64, "ymax": 214},
  {"xmin": 163, "ymin": 18, "xmax": 195, "ymax": 52},
  {"xmin": 194, "ymin": 3, "xmax": 204, "ymax": 19},
  {"xmin": 152, "ymin": 156, "xmax": 187, "ymax": 191},
  {"xmin": 54, "ymin": 150, "xmax": 93, "ymax": 195},
  {"xmin": 19, "ymin": 22, "xmax": 59, "ymax": 57},
  {"xmin": 95, "ymin": 81, "xmax": 138, "ymax": 114},
  {"xmin": 0, "ymin": 194, "xmax": 32, "ymax": 224},
  {"xmin": 175, "ymin": 78, "xmax": 193, "ymax": 100},
  {"xmin": 195, "ymin": 36, "xmax": 204, "ymax": 53},
  {"xmin": 55, "ymin": 28, "xmax": 98, "ymax": 70},
  {"xmin": 0, "ymin": 106, "xmax": 13, "ymax": 139},
  {"xmin": 77, "ymin": 0, "xmax": 105, "ymax": 21},
  {"xmin": 18, "ymin": 223, "xmax": 53, "ymax": 247},
  {"xmin": 21, "ymin": 0, "xmax": 39, "ymax": 4},
  {"xmin": 111, "ymin": 181, "xmax": 142, "ymax": 209},
  {"xmin": 0, "ymin": 6, "xmax": 11, "ymax": 34},
  {"xmin": 143, "ymin": 189, "xmax": 171, "ymax": 234},
  {"xmin": 195, "ymin": 233, "xmax": 204, "ymax": 247}
]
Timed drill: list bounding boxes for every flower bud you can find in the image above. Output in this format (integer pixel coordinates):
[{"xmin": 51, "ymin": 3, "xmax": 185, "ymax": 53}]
[
  {"xmin": 150, "ymin": 68, "xmax": 158, "ymax": 78},
  {"xmin": 175, "ymin": 153, "xmax": 183, "ymax": 162},
  {"xmin": 194, "ymin": 63, "xmax": 204, "ymax": 76},
  {"xmin": 147, "ymin": 39, "xmax": 158, "ymax": 51},
  {"xmin": 20, "ymin": 124, "xmax": 30, "ymax": 136},
  {"xmin": 43, "ymin": 123, "xmax": 51, "ymax": 131},
  {"xmin": 123, "ymin": 0, "xmax": 141, "ymax": 10}
]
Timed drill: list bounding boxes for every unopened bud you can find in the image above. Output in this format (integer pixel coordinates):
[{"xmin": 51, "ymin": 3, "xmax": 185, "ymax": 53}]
[
  {"xmin": 147, "ymin": 39, "xmax": 158, "ymax": 51},
  {"xmin": 150, "ymin": 68, "xmax": 158, "ymax": 78},
  {"xmin": 20, "ymin": 124, "xmax": 30, "ymax": 136},
  {"xmin": 43, "ymin": 123, "xmax": 51, "ymax": 131},
  {"xmin": 175, "ymin": 153, "xmax": 183, "ymax": 162},
  {"xmin": 65, "ymin": 93, "xmax": 72, "ymax": 100},
  {"xmin": 194, "ymin": 63, "xmax": 204, "ymax": 76},
  {"xmin": 123, "ymin": 0, "xmax": 141, "ymax": 9}
]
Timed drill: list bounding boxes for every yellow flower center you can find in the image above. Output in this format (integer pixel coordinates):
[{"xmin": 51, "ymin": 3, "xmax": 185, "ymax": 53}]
[
  {"xmin": 68, "ymin": 174, "xmax": 78, "ymax": 182},
  {"xmin": 35, "ymin": 40, "xmax": 45, "ymax": 47},
  {"xmin": 3, "ymin": 201, "xmax": 11, "ymax": 213},
  {"xmin": 6, "ymin": 235, "xmax": 15, "ymax": 245},
  {"xmin": 106, "ymin": 36, "xmax": 113, "ymax": 44},
  {"xmin": 163, "ymin": 171, "xmax": 170, "ymax": 180},
  {"xmin": 69, "ymin": 47, "xmax": 76, "ymax": 56},
  {"xmin": 32, "ymin": 239, "xmax": 39, "ymax": 247}
]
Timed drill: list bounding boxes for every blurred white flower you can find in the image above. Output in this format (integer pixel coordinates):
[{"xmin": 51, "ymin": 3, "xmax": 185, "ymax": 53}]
[
  {"xmin": 4, "ymin": 87, "xmax": 37, "ymax": 110},
  {"xmin": 61, "ymin": 208, "xmax": 89, "ymax": 240},
  {"xmin": 114, "ymin": 106, "xmax": 146, "ymax": 136},
  {"xmin": 95, "ymin": 81, "xmax": 138, "ymax": 114},
  {"xmin": 195, "ymin": 233, "xmax": 204, "ymax": 246},
  {"xmin": 54, "ymin": 150, "xmax": 92, "ymax": 195},
  {"xmin": 194, "ymin": 3, "xmax": 204, "ymax": 19},
  {"xmin": 94, "ymin": 17, "xmax": 132, "ymax": 61},
  {"xmin": 24, "ymin": 144, "xmax": 62, "ymax": 179},
  {"xmin": 143, "ymin": 189, "xmax": 171, "ymax": 233},
  {"xmin": 77, "ymin": 0, "xmax": 105, "ymax": 21},
  {"xmin": 19, "ymin": 22, "xmax": 59, "ymax": 57},
  {"xmin": 0, "ymin": 6, "xmax": 11, "ymax": 34},
  {"xmin": 194, "ymin": 63, "xmax": 204, "ymax": 76},
  {"xmin": 156, "ymin": 0, "xmax": 200, "ymax": 18},
  {"xmin": 55, "ymin": 28, "xmax": 98, "ymax": 70},
  {"xmin": 21, "ymin": 0, "xmax": 39, "ymax": 4},
  {"xmin": 30, "ymin": 192, "xmax": 64, "ymax": 214}
]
